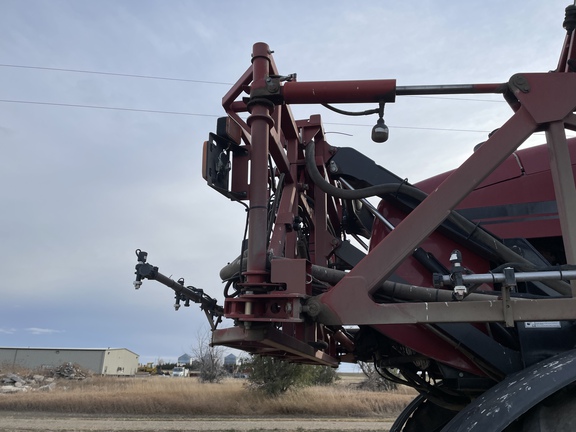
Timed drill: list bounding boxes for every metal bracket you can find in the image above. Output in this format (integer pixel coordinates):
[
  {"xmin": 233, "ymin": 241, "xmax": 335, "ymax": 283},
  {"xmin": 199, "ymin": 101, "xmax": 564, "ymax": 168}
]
[
  {"xmin": 450, "ymin": 250, "xmax": 467, "ymax": 301},
  {"xmin": 502, "ymin": 267, "xmax": 516, "ymax": 327}
]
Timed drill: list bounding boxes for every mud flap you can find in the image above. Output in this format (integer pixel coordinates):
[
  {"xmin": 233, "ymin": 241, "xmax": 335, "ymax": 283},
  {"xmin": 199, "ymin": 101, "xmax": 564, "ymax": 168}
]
[{"xmin": 441, "ymin": 349, "xmax": 576, "ymax": 432}]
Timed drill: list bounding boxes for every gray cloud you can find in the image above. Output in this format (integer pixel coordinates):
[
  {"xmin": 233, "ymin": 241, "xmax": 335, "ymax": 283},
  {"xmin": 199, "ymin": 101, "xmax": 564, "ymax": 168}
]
[{"xmin": 26, "ymin": 328, "xmax": 64, "ymax": 335}]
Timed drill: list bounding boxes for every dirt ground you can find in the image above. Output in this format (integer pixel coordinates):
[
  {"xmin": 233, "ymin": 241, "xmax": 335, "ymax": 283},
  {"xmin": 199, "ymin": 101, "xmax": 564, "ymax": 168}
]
[{"xmin": 0, "ymin": 412, "xmax": 395, "ymax": 432}]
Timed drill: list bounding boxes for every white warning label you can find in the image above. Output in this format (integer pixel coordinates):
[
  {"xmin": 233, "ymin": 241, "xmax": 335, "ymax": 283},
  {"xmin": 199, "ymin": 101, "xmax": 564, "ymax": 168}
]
[{"xmin": 524, "ymin": 321, "xmax": 562, "ymax": 329}]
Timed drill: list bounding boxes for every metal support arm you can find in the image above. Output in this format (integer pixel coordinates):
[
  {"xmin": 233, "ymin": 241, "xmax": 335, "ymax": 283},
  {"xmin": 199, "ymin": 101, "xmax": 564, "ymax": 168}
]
[{"xmin": 134, "ymin": 250, "xmax": 224, "ymax": 328}]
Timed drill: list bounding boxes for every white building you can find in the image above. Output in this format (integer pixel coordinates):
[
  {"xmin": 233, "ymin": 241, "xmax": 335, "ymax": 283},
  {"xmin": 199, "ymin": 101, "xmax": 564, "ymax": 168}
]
[{"xmin": 0, "ymin": 347, "xmax": 139, "ymax": 376}]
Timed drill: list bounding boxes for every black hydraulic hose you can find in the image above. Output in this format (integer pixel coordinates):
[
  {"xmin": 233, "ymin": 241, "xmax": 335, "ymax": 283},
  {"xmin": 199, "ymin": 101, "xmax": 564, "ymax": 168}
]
[
  {"xmin": 321, "ymin": 103, "xmax": 379, "ymax": 117},
  {"xmin": 309, "ymin": 264, "xmax": 501, "ymax": 302},
  {"xmin": 304, "ymin": 141, "xmax": 572, "ymax": 296},
  {"xmin": 305, "ymin": 140, "xmax": 424, "ymax": 200}
]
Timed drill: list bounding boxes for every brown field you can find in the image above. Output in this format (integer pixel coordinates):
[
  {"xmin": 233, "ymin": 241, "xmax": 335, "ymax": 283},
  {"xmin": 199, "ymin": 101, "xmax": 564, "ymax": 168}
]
[
  {"xmin": 0, "ymin": 374, "xmax": 415, "ymax": 416},
  {"xmin": 0, "ymin": 374, "xmax": 416, "ymax": 431}
]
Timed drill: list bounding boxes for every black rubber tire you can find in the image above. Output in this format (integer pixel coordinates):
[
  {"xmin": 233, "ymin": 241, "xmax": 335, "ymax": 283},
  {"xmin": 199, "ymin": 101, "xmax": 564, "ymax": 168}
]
[
  {"xmin": 401, "ymin": 400, "xmax": 457, "ymax": 432},
  {"xmin": 390, "ymin": 394, "xmax": 426, "ymax": 432},
  {"xmin": 504, "ymin": 385, "xmax": 576, "ymax": 432}
]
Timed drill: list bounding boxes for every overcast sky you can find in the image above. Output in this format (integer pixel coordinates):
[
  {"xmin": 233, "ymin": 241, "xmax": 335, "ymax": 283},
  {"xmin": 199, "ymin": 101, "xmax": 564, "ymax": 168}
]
[{"xmin": 1, "ymin": 0, "xmax": 573, "ymax": 367}]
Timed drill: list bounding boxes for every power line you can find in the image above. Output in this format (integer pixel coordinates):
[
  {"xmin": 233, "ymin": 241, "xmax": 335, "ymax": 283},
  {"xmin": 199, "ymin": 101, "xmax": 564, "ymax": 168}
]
[
  {"xmin": 323, "ymin": 122, "xmax": 490, "ymax": 133},
  {"xmin": 0, "ymin": 98, "xmax": 220, "ymax": 117},
  {"xmin": 0, "ymin": 63, "xmax": 232, "ymax": 86},
  {"xmin": 0, "ymin": 63, "xmax": 505, "ymax": 103},
  {"xmin": 0, "ymin": 98, "xmax": 493, "ymax": 132}
]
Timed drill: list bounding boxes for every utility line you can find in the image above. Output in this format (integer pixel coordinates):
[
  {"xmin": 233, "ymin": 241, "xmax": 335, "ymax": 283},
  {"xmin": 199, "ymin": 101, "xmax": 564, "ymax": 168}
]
[
  {"xmin": 0, "ymin": 63, "xmax": 232, "ymax": 86},
  {"xmin": 0, "ymin": 98, "xmax": 219, "ymax": 117},
  {"xmin": 0, "ymin": 98, "xmax": 492, "ymax": 132},
  {"xmin": 324, "ymin": 122, "xmax": 490, "ymax": 133},
  {"xmin": 0, "ymin": 63, "xmax": 504, "ymax": 103}
]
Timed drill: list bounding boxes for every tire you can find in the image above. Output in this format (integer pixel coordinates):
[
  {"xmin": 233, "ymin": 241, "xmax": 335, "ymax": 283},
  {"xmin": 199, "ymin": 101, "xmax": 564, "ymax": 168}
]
[
  {"xmin": 504, "ymin": 385, "xmax": 576, "ymax": 432},
  {"xmin": 401, "ymin": 400, "xmax": 457, "ymax": 432}
]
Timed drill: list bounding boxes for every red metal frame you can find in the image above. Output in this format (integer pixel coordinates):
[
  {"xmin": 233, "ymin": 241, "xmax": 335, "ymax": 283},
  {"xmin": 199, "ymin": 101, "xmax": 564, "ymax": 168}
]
[{"xmin": 210, "ymin": 28, "xmax": 576, "ymax": 369}]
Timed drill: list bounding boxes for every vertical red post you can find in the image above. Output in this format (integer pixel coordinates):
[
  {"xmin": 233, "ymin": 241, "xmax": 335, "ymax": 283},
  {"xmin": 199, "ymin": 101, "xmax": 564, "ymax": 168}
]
[
  {"xmin": 245, "ymin": 43, "xmax": 274, "ymax": 284},
  {"xmin": 545, "ymin": 120, "xmax": 576, "ymax": 295}
]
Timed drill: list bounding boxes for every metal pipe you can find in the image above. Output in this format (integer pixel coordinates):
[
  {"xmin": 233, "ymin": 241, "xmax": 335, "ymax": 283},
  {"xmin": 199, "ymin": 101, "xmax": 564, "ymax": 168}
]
[
  {"xmin": 283, "ymin": 79, "xmax": 396, "ymax": 104},
  {"xmin": 245, "ymin": 43, "xmax": 274, "ymax": 284},
  {"xmin": 280, "ymin": 81, "xmax": 506, "ymax": 105},
  {"xmin": 436, "ymin": 269, "xmax": 576, "ymax": 287},
  {"xmin": 396, "ymin": 83, "xmax": 505, "ymax": 96},
  {"xmin": 230, "ymin": 82, "xmax": 506, "ymax": 112}
]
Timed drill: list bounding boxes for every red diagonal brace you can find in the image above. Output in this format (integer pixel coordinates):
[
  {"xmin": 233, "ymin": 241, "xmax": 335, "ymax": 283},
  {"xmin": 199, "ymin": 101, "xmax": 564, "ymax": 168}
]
[
  {"xmin": 314, "ymin": 72, "xmax": 576, "ymax": 325},
  {"xmin": 314, "ymin": 106, "xmax": 537, "ymax": 324}
]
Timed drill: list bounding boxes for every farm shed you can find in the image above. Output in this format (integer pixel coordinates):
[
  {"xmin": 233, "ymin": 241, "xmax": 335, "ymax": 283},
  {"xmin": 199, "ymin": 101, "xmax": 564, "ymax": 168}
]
[
  {"xmin": 0, "ymin": 347, "xmax": 139, "ymax": 376},
  {"xmin": 177, "ymin": 353, "xmax": 192, "ymax": 366}
]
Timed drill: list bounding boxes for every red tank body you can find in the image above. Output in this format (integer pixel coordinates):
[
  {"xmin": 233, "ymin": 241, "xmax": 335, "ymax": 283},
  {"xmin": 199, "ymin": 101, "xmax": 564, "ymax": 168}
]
[{"xmin": 416, "ymin": 138, "xmax": 576, "ymax": 241}]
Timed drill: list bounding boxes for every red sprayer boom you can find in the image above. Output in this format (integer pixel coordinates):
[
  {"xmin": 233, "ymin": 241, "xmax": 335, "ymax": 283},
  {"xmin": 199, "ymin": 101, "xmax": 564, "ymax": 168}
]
[{"xmin": 136, "ymin": 5, "xmax": 576, "ymax": 431}]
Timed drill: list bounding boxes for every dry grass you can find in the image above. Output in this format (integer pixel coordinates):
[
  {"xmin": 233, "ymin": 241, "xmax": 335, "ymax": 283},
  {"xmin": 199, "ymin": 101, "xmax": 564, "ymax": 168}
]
[{"xmin": 0, "ymin": 375, "xmax": 416, "ymax": 417}]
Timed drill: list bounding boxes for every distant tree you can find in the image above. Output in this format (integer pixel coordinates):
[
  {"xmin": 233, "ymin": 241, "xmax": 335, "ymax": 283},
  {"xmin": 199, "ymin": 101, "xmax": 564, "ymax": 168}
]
[
  {"xmin": 357, "ymin": 361, "xmax": 398, "ymax": 391},
  {"xmin": 309, "ymin": 364, "xmax": 339, "ymax": 385},
  {"xmin": 189, "ymin": 359, "xmax": 202, "ymax": 371},
  {"xmin": 191, "ymin": 330, "xmax": 226, "ymax": 383},
  {"xmin": 154, "ymin": 358, "xmax": 166, "ymax": 375},
  {"xmin": 163, "ymin": 362, "xmax": 178, "ymax": 368},
  {"xmin": 243, "ymin": 355, "xmax": 338, "ymax": 396}
]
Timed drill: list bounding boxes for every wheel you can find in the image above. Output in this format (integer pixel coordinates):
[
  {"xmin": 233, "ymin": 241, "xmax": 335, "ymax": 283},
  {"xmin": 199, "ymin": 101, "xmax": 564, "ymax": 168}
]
[
  {"xmin": 441, "ymin": 350, "xmax": 576, "ymax": 432},
  {"xmin": 504, "ymin": 385, "xmax": 576, "ymax": 432},
  {"xmin": 390, "ymin": 394, "xmax": 426, "ymax": 432},
  {"xmin": 396, "ymin": 398, "xmax": 457, "ymax": 432}
]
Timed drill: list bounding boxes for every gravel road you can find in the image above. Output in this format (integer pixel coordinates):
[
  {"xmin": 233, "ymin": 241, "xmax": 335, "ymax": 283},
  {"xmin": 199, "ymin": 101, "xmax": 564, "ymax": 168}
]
[{"xmin": 0, "ymin": 412, "xmax": 395, "ymax": 432}]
